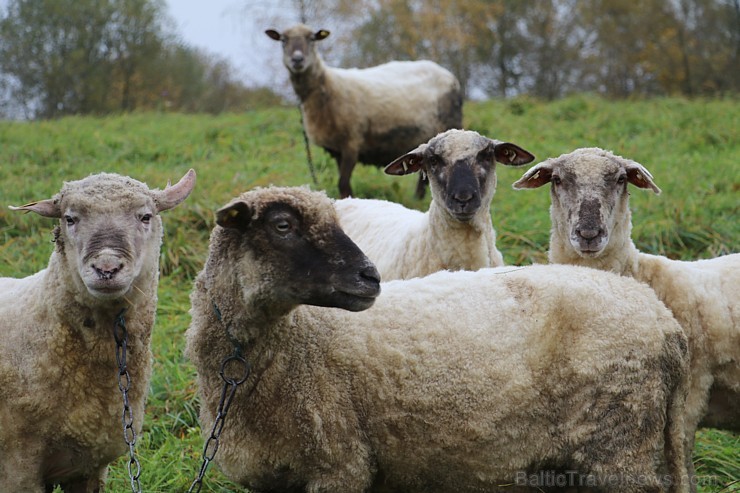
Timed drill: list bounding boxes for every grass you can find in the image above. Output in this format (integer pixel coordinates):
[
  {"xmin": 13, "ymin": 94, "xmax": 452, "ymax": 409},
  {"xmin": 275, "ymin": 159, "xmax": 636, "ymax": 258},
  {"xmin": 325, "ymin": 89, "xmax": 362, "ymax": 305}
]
[{"xmin": 0, "ymin": 95, "xmax": 737, "ymax": 492}]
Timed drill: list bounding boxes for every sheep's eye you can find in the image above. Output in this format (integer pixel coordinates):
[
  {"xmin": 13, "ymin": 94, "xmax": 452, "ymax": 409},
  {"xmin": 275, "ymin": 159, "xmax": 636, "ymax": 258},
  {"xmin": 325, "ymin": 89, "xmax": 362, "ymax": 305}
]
[
  {"xmin": 64, "ymin": 215, "xmax": 76, "ymax": 226},
  {"xmin": 617, "ymin": 175, "xmax": 627, "ymax": 185},
  {"xmin": 140, "ymin": 213, "xmax": 152, "ymax": 224},
  {"xmin": 275, "ymin": 220, "xmax": 291, "ymax": 233},
  {"xmin": 551, "ymin": 176, "xmax": 562, "ymax": 186}
]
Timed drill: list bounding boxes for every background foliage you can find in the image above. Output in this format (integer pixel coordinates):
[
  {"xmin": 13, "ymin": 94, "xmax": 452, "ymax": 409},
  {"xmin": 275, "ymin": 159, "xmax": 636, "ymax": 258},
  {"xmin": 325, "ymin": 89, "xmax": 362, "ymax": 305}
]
[
  {"xmin": 0, "ymin": 0, "xmax": 283, "ymax": 118},
  {"xmin": 1, "ymin": 0, "xmax": 739, "ymax": 119},
  {"xmin": 0, "ymin": 96, "xmax": 737, "ymax": 491},
  {"xmin": 324, "ymin": 0, "xmax": 740, "ymax": 99}
]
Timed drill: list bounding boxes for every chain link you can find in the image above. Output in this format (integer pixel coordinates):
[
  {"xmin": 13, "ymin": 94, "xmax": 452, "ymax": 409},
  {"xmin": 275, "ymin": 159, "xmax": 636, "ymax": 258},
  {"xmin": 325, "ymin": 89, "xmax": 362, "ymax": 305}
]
[
  {"xmin": 188, "ymin": 350, "xmax": 250, "ymax": 492},
  {"xmin": 187, "ymin": 303, "xmax": 251, "ymax": 493},
  {"xmin": 113, "ymin": 309, "xmax": 143, "ymax": 493}
]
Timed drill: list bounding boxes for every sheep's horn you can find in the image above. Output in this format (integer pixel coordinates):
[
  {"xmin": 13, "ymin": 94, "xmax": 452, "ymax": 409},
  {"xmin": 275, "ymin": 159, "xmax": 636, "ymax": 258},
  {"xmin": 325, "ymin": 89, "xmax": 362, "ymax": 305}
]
[{"xmin": 155, "ymin": 169, "xmax": 196, "ymax": 212}]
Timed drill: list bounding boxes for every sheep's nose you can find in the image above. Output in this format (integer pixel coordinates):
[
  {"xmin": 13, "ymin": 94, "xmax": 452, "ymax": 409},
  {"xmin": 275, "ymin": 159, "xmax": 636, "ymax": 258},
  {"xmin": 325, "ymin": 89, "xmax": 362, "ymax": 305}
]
[
  {"xmin": 291, "ymin": 51, "xmax": 304, "ymax": 64},
  {"xmin": 576, "ymin": 227, "xmax": 602, "ymax": 240},
  {"xmin": 93, "ymin": 263, "xmax": 123, "ymax": 280},
  {"xmin": 360, "ymin": 264, "xmax": 381, "ymax": 285},
  {"xmin": 453, "ymin": 190, "xmax": 474, "ymax": 205}
]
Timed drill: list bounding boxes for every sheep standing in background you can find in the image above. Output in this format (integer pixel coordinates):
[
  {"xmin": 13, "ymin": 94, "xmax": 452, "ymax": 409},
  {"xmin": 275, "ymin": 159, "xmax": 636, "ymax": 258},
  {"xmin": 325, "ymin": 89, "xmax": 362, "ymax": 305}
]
[
  {"xmin": 266, "ymin": 24, "xmax": 462, "ymax": 199},
  {"xmin": 513, "ymin": 147, "xmax": 739, "ymax": 490},
  {"xmin": 187, "ymin": 185, "xmax": 690, "ymax": 493},
  {"xmin": 0, "ymin": 170, "xmax": 196, "ymax": 492},
  {"xmin": 334, "ymin": 129, "xmax": 534, "ymax": 279}
]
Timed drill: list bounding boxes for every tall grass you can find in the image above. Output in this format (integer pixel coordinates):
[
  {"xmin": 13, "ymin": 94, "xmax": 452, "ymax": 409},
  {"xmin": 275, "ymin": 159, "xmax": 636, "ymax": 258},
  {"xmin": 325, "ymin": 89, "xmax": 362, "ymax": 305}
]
[{"xmin": 0, "ymin": 96, "xmax": 737, "ymax": 492}]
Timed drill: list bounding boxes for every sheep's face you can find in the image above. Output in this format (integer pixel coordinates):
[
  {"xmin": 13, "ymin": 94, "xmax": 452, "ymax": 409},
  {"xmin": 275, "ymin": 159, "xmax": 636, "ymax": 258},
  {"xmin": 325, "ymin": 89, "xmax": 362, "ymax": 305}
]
[
  {"xmin": 60, "ymin": 192, "xmax": 161, "ymax": 300},
  {"xmin": 265, "ymin": 24, "xmax": 330, "ymax": 75},
  {"xmin": 386, "ymin": 129, "xmax": 534, "ymax": 222},
  {"xmin": 512, "ymin": 148, "xmax": 660, "ymax": 258},
  {"xmin": 216, "ymin": 188, "xmax": 381, "ymax": 313},
  {"xmin": 11, "ymin": 170, "xmax": 196, "ymax": 301}
]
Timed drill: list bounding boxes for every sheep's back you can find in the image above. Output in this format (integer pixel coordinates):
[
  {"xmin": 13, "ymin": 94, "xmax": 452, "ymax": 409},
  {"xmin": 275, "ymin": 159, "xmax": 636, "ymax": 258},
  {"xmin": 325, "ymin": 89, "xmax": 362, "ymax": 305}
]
[
  {"xmin": 637, "ymin": 252, "xmax": 738, "ymax": 375},
  {"xmin": 316, "ymin": 265, "xmax": 685, "ymax": 487},
  {"xmin": 324, "ymin": 61, "xmax": 462, "ymax": 146},
  {"xmin": 334, "ymin": 60, "xmax": 457, "ymax": 91}
]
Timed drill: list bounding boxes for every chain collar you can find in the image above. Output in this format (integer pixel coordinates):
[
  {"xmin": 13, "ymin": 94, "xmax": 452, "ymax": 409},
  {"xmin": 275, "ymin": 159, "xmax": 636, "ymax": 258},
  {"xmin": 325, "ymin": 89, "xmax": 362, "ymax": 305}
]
[
  {"xmin": 113, "ymin": 308, "xmax": 143, "ymax": 493},
  {"xmin": 187, "ymin": 302, "xmax": 251, "ymax": 493}
]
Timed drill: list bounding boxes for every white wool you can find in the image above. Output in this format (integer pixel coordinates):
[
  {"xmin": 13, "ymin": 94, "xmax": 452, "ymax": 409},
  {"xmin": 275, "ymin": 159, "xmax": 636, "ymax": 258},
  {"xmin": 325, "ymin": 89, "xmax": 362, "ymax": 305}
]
[
  {"xmin": 0, "ymin": 170, "xmax": 194, "ymax": 492},
  {"xmin": 187, "ymin": 186, "xmax": 690, "ymax": 493},
  {"xmin": 514, "ymin": 147, "xmax": 739, "ymax": 491},
  {"xmin": 335, "ymin": 197, "xmax": 500, "ymax": 280},
  {"xmin": 332, "ymin": 128, "xmax": 534, "ymax": 280}
]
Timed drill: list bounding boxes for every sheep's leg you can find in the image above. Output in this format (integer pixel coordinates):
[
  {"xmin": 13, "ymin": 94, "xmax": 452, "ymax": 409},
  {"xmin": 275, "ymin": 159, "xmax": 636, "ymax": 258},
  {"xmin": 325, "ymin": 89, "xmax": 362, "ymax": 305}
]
[
  {"xmin": 683, "ymin": 433, "xmax": 698, "ymax": 493},
  {"xmin": 337, "ymin": 149, "xmax": 359, "ymax": 198}
]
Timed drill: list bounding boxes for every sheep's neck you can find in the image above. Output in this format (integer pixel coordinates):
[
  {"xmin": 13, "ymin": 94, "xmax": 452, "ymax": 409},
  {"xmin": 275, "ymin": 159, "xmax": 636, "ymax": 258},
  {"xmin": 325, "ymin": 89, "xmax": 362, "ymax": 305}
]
[
  {"xmin": 209, "ymin": 275, "xmax": 294, "ymax": 348},
  {"xmin": 427, "ymin": 201, "xmax": 498, "ymax": 271},
  {"xmin": 289, "ymin": 59, "xmax": 328, "ymax": 103}
]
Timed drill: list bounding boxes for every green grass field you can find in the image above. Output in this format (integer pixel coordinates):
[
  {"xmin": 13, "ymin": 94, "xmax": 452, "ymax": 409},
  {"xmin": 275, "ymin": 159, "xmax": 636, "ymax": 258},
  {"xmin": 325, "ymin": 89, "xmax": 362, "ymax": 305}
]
[{"xmin": 0, "ymin": 96, "xmax": 738, "ymax": 492}]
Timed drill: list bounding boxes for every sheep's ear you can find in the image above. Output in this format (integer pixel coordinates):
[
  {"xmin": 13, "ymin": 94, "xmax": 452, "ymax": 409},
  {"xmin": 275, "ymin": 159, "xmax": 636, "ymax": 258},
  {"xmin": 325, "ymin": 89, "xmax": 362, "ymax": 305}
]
[
  {"xmin": 624, "ymin": 160, "xmax": 661, "ymax": 194},
  {"xmin": 155, "ymin": 169, "xmax": 197, "ymax": 212},
  {"xmin": 9, "ymin": 199, "xmax": 61, "ymax": 218},
  {"xmin": 512, "ymin": 160, "xmax": 554, "ymax": 189},
  {"xmin": 216, "ymin": 201, "xmax": 252, "ymax": 231},
  {"xmin": 265, "ymin": 29, "xmax": 282, "ymax": 41},
  {"xmin": 493, "ymin": 142, "xmax": 535, "ymax": 166},
  {"xmin": 384, "ymin": 144, "xmax": 428, "ymax": 176},
  {"xmin": 312, "ymin": 29, "xmax": 330, "ymax": 41}
]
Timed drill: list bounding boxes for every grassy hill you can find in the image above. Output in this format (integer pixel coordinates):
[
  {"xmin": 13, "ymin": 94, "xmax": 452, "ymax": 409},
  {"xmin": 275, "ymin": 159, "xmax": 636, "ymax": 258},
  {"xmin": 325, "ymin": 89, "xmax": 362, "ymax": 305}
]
[{"xmin": 0, "ymin": 96, "xmax": 737, "ymax": 492}]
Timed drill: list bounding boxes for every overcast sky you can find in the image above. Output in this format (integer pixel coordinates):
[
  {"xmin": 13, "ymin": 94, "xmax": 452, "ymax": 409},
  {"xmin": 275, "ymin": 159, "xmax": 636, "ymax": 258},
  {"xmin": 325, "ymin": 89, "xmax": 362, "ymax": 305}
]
[{"xmin": 166, "ymin": 0, "xmax": 284, "ymax": 88}]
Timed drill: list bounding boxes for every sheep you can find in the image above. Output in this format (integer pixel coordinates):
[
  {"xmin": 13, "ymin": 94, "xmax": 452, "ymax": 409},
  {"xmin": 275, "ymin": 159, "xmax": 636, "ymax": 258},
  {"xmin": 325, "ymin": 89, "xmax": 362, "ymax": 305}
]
[
  {"xmin": 265, "ymin": 23, "xmax": 463, "ymax": 199},
  {"xmin": 512, "ymin": 147, "xmax": 739, "ymax": 490},
  {"xmin": 334, "ymin": 129, "xmax": 534, "ymax": 279},
  {"xmin": 0, "ymin": 169, "xmax": 196, "ymax": 492},
  {"xmin": 186, "ymin": 185, "xmax": 691, "ymax": 493}
]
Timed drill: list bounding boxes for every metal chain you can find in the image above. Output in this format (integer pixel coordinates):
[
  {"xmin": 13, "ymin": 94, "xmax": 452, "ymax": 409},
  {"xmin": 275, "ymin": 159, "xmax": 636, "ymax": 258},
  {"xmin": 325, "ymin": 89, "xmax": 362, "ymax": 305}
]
[
  {"xmin": 113, "ymin": 309, "xmax": 143, "ymax": 493},
  {"xmin": 187, "ymin": 304, "xmax": 251, "ymax": 493},
  {"xmin": 298, "ymin": 103, "xmax": 319, "ymax": 186}
]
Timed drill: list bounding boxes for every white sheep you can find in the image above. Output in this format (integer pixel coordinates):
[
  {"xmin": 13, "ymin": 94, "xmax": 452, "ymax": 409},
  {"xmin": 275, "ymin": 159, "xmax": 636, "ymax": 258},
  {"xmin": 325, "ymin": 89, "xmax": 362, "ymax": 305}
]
[
  {"xmin": 186, "ymin": 185, "xmax": 690, "ymax": 493},
  {"xmin": 512, "ymin": 147, "xmax": 739, "ymax": 488},
  {"xmin": 0, "ymin": 169, "xmax": 196, "ymax": 492},
  {"xmin": 334, "ymin": 129, "xmax": 534, "ymax": 279},
  {"xmin": 265, "ymin": 24, "xmax": 463, "ymax": 199}
]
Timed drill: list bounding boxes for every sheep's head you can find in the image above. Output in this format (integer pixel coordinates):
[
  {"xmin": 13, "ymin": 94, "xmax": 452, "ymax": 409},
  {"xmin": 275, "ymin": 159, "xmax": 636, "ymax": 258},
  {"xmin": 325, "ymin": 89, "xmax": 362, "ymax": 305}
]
[
  {"xmin": 214, "ymin": 187, "xmax": 380, "ymax": 313},
  {"xmin": 10, "ymin": 169, "xmax": 196, "ymax": 301},
  {"xmin": 265, "ymin": 24, "xmax": 329, "ymax": 75},
  {"xmin": 512, "ymin": 148, "xmax": 660, "ymax": 257},
  {"xmin": 386, "ymin": 129, "xmax": 534, "ymax": 222}
]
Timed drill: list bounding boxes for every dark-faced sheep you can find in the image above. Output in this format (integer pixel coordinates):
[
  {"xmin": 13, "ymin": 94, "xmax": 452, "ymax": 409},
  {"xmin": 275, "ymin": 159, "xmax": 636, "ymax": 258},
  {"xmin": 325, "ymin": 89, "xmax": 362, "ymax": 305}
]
[
  {"xmin": 187, "ymin": 185, "xmax": 690, "ymax": 493},
  {"xmin": 513, "ymin": 147, "xmax": 739, "ymax": 491},
  {"xmin": 334, "ymin": 129, "xmax": 534, "ymax": 279},
  {"xmin": 0, "ymin": 170, "xmax": 195, "ymax": 492},
  {"xmin": 266, "ymin": 24, "xmax": 463, "ymax": 199}
]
